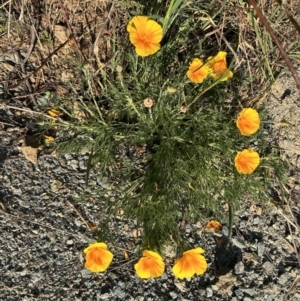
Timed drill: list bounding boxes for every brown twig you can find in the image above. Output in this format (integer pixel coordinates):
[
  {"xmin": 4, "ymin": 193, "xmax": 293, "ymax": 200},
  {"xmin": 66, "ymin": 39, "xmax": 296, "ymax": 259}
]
[
  {"xmin": 66, "ymin": 200, "xmax": 94, "ymax": 230},
  {"xmin": 247, "ymin": 0, "xmax": 300, "ymax": 98}
]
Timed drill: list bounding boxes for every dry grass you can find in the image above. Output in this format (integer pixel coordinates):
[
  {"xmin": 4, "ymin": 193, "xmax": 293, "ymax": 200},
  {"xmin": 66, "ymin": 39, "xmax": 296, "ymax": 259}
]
[{"xmin": 1, "ymin": 0, "xmax": 299, "ymax": 108}]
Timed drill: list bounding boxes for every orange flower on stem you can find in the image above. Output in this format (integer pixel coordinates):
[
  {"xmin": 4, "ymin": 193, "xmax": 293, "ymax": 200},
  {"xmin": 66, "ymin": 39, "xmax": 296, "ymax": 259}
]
[
  {"xmin": 84, "ymin": 242, "xmax": 113, "ymax": 273},
  {"xmin": 205, "ymin": 220, "xmax": 222, "ymax": 232},
  {"xmin": 187, "ymin": 58, "xmax": 211, "ymax": 83},
  {"xmin": 44, "ymin": 135, "xmax": 54, "ymax": 145},
  {"xmin": 236, "ymin": 108, "xmax": 260, "ymax": 136},
  {"xmin": 207, "ymin": 51, "xmax": 233, "ymax": 81},
  {"xmin": 134, "ymin": 250, "xmax": 165, "ymax": 279},
  {"xmin": 127, "ymin": 16, "xmax": 163, "ymax": 57},
  {"xmin": 172, "ymin": 248, "xmax": 208, "ymax": 279},
  {"xmin": 235, "ymin": 149, "xmax": 260, "ymax": 174},
  {"xmin": 48, "ymin": 109, "xmax": 60, "ymax": 117}
]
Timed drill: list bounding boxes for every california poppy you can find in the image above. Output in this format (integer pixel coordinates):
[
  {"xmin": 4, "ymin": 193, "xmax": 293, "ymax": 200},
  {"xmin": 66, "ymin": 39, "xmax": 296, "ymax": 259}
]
[
  {"xmin": 235, "ymin": 149, "xmax": 260, "ymax": 174},
  {"xmin": 187, "ymin": 58, "xmax": 211, "ymax": 83},
  {"xmin": 172, "ymin": 248, "xmax": 207, "ymax": 279},
  {"xmin": 127, "ymin": 16, "xmax": 163, "ymax": 57},
  {"xmin": 44, "ymin": 135, "xmax": 54, "ymax": 145},
  {"xmin": 207, "ymin": 51, "xmax": 233, "ymax": 81},
  {"xmin": 48, "ymin": 109, "xmax": 60, "ymax": 117},
  {"xmin": 134, "ymin": 250, "xmax": 165, "ymax": 279},
  {"xmin": 205, "ymin": 220, "xmax": 222, "ymax": 232},
  {"xmin": 236, "ymin": 108, "xmax": 260, "ymax": 136},
  {"xmin": 84, "ymin": 242, "xmax": 113, "ymax": 273}
]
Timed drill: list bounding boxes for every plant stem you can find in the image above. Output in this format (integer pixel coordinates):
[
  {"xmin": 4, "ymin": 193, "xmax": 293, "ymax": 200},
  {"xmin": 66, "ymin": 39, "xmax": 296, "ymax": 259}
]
[{"xmin": 227, "ymin": 202, "xmax": 234, "ymax": 247}]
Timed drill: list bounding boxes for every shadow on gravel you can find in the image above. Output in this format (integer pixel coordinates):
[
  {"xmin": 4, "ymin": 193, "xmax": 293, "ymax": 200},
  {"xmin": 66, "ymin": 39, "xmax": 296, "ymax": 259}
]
[
  {"xmin": 0, "ymin": 146, "xmax": 8, "ymax": 167},
  {"xmin": 215, "ymin": 243, "xmax": 243, "ymax": 275}
]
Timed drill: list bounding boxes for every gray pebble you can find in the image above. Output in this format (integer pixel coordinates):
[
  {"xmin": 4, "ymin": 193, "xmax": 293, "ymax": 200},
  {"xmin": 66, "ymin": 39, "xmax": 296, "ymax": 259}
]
[
  {"xmin": 80, "ymin": 269, "xmax": 91, "ymax": 278},
  {"xmin": 257, "ymin": 242, "xmax": 265, "ymax": 258},
  {"xmin": 235, "ymin": 289, "xmax": 244, "ymax": 299},
  {"xmin": 262, "ymin": 261, "xmax": 274, "ymax": 274},
  {"xmin": 234, "ymin": 261, "xmax": 245, "ymax": 275},
  {"xmin": 206, "ymin": 287, "xmax": 213, "ymax": 297},
  {"xmin": 253, "ymin": 216, "xmax": 260, "ymax": 225},
  {"xmin": 243, "ymin": 288, "xmax": 255, "ymax": 297},
  {"xmin": 99, "ymin": 293, "xmax": 111, "ymax": 300},
  {"xmin": 169, "ymin": 291, "xmax": 178, "ymax": 299},
  {"xmin": 113, "ymin": 287, "xmax": 126, "ymax": 299},
  {"xmin": 278, "ymin": 273, "xmax": 290, "ymax": 285}
]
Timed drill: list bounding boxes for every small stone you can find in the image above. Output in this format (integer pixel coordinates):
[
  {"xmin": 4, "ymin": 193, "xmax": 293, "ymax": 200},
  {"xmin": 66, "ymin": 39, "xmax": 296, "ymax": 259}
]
[
  {"xmin": 206, "ymin": 287, "xmax": 213, "ymax": 298},
  {"xmin": 99, "ymin": 293, "xmax": 110, "ymax": 300},
  {"xmin": 234, "ymin": 261, "xmax": 245, "ymax": 275},
  {"xmin": 66, "ymin": 239, "xmax": 73, "ymax": 245},
  {"xmin": 262, "ymin": 261, "xmax": 274, "ymax": 275},
  {"xmin": 80, "ymin": 269, "xmax": 91, "ymax": 278},
  {"xmin": 253, "ymin": 216, "xmax": 260, "ymax": 225},
  {"xmin": 243, "ymin": 288, "xmax": 255, "ymax": 297},
  {"xmin": 169, "ymin": 291, "xmax": 178, "ymax": 299},
  {"xmin": 278, "ymin": 273, "xmax": 289, "ymax": 285},
  {"xmin": 113, "ymin": 287, "xmax": 125, "ymax": 299},
  {"xmin": 235, "ymin": 289, "xmax": 244, "ymax": 299},
  {"xmin": 257, "ymin": 242, "xmax": 264, "ymax": 258}
]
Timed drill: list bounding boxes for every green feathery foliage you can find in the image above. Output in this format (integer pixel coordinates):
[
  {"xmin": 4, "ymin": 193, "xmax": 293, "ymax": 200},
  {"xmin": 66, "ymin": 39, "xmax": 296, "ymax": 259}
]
[{"xmin": 45, "ymin": 0, "xmax": 288, "ymax": 252}]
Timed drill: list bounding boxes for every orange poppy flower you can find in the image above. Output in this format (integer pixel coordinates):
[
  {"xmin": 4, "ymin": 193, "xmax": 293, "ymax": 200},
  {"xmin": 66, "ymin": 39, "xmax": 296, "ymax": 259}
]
[
  {"xmin": 134, "ymin": 250, "xmax": 165, "ymax": 279},
  {"xmin": 84, "ymin": 242, "xmax": 113, "ymax": 273},
  {"xmin": 48, "ymin": 109, "xmax": 60, "ymax": 117},
  {"xmin": 172, "ymin": 248, "xmax": 208, "ymax": 279},
  {"xmin": 127, "ymin": 16, "xmax": 163, "ymax": 57},
  {"xmin": 205, "ymin": 220, "xmax": 222, "ymax": 232},
  {"xmin": 236, "ymin": 108, "xmax": 260, "ymax": 136},
  {"xmin": 207, "ymin": 51, "xmax": 233, "ymax": 81},
  {"xmin": 235, "ymin": 149, "xmax": 260, "ymax": 174},
  {"xmin": 44, "ymin": 135, "xmax": 54, "ymax": 145},
  {"xmin": 187, "ymin": 58, "xmax": 211, "ymax": 83}
]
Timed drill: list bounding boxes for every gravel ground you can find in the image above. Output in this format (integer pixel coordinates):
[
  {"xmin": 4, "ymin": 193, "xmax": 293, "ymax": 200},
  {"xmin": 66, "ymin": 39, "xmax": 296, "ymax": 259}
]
[{"xmin": 1, "ymin": 71, "xmax": 300, "ymax": 300}]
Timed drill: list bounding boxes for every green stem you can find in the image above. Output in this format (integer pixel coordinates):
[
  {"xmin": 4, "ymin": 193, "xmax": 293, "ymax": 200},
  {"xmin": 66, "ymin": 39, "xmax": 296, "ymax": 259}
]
[
  {"xmin": 227, "ymin": 202, "xmax": 234, "ymax": 247},
  {"xmin": 163, "ymin": 0, "xmax": 175, "ymax": 33}
]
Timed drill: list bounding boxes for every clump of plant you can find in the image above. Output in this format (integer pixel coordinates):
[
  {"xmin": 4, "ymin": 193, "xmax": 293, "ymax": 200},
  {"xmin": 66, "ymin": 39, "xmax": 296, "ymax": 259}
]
[{"xmin": 43, "ymin": 0, "xmax": 287, "ymax": 278}]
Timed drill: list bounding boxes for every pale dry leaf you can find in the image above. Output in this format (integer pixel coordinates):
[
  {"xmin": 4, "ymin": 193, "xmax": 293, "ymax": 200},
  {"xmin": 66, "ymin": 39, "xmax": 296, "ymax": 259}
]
[
  {"xmin": 123, "ymin": 250, "xmax": 129, "ymax": 259},
  {"xmin": 61, "ymin": 71, "xmax": 73, "ymax": 82},
  {"xmin": 216, "ymin": 271, "xmax": 238, "ymax": 296},
  {"xmin": 21, "ymin": 146, "xmax": 38, "ymax": 164},
  {"xmin": 174, "ymin": 281, "xmax": 187, "ymax": 292},
  {"xmin": 54, "ymin": 25, "xmax": 68, "ymax": 44},
  {"xmin": 50, "ymin": 180, "xmax": 63, "ymax": 192},
  {"xmin": 132, "ymin": 229, "xmax": 142, "ymax": 237},
  {"xmin": 256, "ymin": 206, "xmax": 262, "ymax": 215}
]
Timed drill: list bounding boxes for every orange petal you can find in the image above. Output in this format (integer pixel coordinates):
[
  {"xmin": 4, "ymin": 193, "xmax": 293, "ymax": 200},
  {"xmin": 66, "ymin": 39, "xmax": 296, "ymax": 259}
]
[
  {"xmin": 134, "ymin": 250, "xmax": 165, "ymax": 279},
  {"xmin": 187, "ymin": 58, "xmax": 211, "ymax": 83},
  {"xmin": 235, "ymin": 149, "xmax": 260, "ymax": 174},
  {"xmin": 205, "ymin": 220, "xmax": 222, "ymax": 232},
  {"xmin": 236, "ymin": 108, "xmax": 260, "ymax": 136}
]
